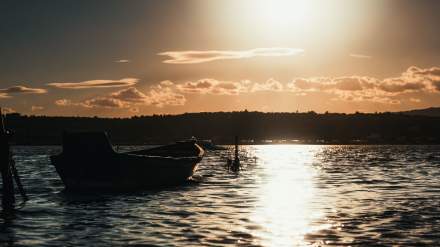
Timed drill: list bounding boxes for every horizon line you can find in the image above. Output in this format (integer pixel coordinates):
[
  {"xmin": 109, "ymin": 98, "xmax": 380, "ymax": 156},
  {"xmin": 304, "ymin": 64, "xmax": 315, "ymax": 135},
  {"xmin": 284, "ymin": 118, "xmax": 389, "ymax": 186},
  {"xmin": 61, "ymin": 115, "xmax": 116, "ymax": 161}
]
[{"xmin": 3, "ymin": 107, "xmax": 439, "ymax": 119}]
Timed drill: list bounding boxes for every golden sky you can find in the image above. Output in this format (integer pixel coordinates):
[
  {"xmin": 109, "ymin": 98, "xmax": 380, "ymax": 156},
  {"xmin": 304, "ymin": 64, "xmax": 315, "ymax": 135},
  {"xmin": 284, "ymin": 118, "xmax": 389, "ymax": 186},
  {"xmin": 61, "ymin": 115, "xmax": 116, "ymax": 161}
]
[{"xmin": 1, "ymin": 0, "xmax": 440, "ymax": 117}]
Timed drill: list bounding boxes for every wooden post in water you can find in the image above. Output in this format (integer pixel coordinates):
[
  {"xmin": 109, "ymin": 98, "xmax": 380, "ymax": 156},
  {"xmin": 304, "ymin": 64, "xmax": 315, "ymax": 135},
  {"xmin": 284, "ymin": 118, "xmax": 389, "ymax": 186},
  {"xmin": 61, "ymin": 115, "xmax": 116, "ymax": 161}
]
[
  {"xmin": 226, "ymin": 136, "xmax": 241, "ymax": 172},
  {"xmin": 231, "ymin": 136, "xmax": 240, "ymax": 172},
  {"xmin": 0, "ymin": 107, "xmax": 15, "ymax": 211},
  {"xmin": 234, "ymin": 136, "xmax": 239, "ymax": 162}
]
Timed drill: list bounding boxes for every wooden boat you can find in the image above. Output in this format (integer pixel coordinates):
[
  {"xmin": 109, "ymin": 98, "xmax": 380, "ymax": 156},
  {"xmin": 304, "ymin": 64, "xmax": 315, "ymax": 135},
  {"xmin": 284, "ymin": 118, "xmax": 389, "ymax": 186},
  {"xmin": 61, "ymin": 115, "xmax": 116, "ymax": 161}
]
[
  {"xmin": 196, "ymin": 139, "xmax": 227, "ymax": 150},
  {"xmin": 50, "ymin": 132, "xmax": 204, "ymax": 191}
]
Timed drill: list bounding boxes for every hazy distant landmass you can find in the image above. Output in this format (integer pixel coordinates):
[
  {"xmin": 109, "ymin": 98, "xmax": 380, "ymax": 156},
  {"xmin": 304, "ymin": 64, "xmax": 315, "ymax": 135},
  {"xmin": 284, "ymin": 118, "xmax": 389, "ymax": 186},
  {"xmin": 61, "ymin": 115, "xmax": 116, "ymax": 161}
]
[
  {"xmin": 400, "ymin": 107, "xmax": 440, "ymax": 117},
  {"xmin": 3, "ymin": 108, "xmax": 440, "ymax": 145}
]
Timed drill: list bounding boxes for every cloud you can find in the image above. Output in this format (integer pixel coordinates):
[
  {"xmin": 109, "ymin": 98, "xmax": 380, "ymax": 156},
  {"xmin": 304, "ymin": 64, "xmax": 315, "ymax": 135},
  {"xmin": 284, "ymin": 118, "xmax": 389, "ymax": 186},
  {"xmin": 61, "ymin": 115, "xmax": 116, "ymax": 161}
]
[
  {"xmin": 350, "ymin": 53, "xmax": 372, "ymax": 59},
  {"xmin": 287, "ymin": 76, "xmax": 405, "ymax": 103},
  {"xmin": 148, "ymin": 88, "xmax": 186, "ymax": 107},
  {"xmin": 52, "ymin": 66, "xmax": 439, "ymax": 109},
  {"xmin": 109, "ymin": 87, "xmax": 185, "ymax": 107},
  {"xmin": 56, "ymin": 97, "xmax": 130, "ymax": 109},
  {"xmin": 159, "ymin": 48, "xmax": 304, "ymax": 64},
  {"xmin": 114, "ymin": 59, "xmax": 130, "ymax": 63},
  {"xmin": 55, "ymin": 99, "xmax": 73, "ymax": 106},
  {"xmin": 176, "ymin": 80, "xmax": 213, "ymax": 94},
  {"xmin": 48, "ymin": 78, "xmax": 138, "ymax": 89},
  {"xmin": 176, "ymin": 79, "xmax": 250, "ymax": 95},
  {"xmin": 403, "ymin": 66, "xmax": 440, "ymax": 92},
  {"xmin": 287, "ymin": 76, "xmax": 390, "ymax": 103},
  {"xmin": 379, "ymin": 78, "xmax": 427, "ymax": 93},
  {"xmin": 55, "ymin": 97, "xmax": 130, "ymax": 109},
  {"xmin": 160, "ymin": 80, "xmax": 174, "ymax": 86},
  {"xmin": 56, "ymin": 85, "xmax": 186, "ymax": 110},
  {"xmin": 55, "ymin": 99, "xmax": 91, "ymax": 108},
  {"xmin": 407, "ymin": 66, "xmax": 440, "ymax": 78},
  {"xmin": 251, "ymin": 79, "xmax": 283, "ymax": 92},
  {"xmin": 110, "ymin": 87, "xmax": 149, "ymax": 103},
  {"xmin": 83, "ymin": 97, "xmax": 130, "ymax": 109},
  {"xmin": 130, "ymin": 107, "xmax": 139, "ymax": 113},
  {"xmin": 31, "ymin": 106, "xmax": 44, "ymax": 111},
  {"xmin": 173, "ymin": 68, "xmax": 435, "ymax": 104},
  {"xmin": 409, "ymin": 98, "xmax": 421, "ymax": 103},
  {"xmin": 286, "ymin": 66, "xmax": 440, "ymax": 104},
  {"xmin": 432, "ymin": 80, "xmax": 440, "ymax": 91},
  {"xmin": 0, "ymin": 86, "xmax": 47, "ymax": 97},
  {"xmin": 1, "ymin": 107, "xmax": 15, "ymax": 113}
]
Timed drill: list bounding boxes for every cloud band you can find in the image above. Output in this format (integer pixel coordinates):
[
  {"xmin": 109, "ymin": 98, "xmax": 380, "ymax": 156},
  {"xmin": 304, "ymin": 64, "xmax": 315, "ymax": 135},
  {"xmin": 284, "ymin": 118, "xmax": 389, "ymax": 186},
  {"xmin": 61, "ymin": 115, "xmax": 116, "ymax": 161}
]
[{"xmin": 159, "ymin": 48, "xmax": 304, "ymax": 64}]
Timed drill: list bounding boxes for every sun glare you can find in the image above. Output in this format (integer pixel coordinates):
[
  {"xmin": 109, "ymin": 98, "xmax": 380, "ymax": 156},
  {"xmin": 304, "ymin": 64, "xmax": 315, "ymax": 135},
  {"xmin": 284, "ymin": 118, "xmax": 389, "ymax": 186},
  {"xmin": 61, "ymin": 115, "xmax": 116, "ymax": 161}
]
[
  {"xmin": 254, "ymin": 0, "xmax": 313, "ymax": 30},
  {"xmin": 212, "ymin": 0, "xmax": 327, "ymax": 43}
]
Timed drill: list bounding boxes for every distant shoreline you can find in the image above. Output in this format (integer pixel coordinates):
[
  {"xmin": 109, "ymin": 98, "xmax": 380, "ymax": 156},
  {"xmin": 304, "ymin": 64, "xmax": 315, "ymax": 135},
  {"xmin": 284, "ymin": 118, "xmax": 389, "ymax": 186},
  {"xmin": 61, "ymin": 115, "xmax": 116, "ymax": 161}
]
[
  {"xmin": 11, "ymin": 142, "xmax": 440, "ymax": 147},
  {"xmin": 4, "ymin": 110, "xmax": 440, "ymax": 146}
]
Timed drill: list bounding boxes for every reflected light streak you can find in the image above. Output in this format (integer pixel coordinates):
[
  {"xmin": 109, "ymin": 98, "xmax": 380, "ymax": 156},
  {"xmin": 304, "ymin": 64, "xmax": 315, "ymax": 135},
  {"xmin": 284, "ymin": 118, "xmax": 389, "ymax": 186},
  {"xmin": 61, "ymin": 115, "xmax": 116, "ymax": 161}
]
[{"xmin": 250, "ymin": 145, "xmax": 329, "ymax": 246}]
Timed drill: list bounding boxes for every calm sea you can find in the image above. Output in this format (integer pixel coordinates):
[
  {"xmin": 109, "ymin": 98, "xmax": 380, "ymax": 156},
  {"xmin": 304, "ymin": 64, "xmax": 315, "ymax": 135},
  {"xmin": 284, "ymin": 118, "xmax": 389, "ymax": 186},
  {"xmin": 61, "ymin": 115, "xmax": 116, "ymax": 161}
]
[{"xmin": 1, "ymin": 145, "xmax": 440, "ymax": 246}]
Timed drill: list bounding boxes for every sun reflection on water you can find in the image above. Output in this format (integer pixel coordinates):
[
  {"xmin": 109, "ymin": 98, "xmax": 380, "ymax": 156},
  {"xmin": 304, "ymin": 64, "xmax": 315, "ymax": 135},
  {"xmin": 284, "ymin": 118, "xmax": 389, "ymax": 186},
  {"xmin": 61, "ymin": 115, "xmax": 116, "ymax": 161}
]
[{"xmin": 249, "ymin": 145, "xmax": 329, "ymax": 246}]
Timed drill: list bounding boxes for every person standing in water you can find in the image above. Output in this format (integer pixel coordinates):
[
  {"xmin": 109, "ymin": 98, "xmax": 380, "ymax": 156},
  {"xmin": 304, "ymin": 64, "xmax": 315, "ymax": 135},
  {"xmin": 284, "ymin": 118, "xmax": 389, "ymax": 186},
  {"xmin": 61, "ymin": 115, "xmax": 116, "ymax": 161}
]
[{"xmin": 0, "ymin": 108, "xmax": 15, "ymax": 211}]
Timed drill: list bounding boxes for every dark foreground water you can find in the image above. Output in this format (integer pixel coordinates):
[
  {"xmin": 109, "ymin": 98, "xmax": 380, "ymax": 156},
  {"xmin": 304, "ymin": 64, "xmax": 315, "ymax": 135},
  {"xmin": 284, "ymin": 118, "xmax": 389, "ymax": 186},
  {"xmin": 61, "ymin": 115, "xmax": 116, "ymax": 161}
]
[{"xmin": 1, "ymin": 145, "xmax": 440, "ymax": 246}]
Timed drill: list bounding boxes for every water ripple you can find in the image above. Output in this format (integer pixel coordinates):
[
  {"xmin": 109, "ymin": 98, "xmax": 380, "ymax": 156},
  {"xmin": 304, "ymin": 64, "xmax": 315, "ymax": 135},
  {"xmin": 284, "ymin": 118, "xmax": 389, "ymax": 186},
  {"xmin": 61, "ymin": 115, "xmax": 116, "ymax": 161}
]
[{"xmin": 1, "ymin": 145, "xmax": 439, "ymax": 246}]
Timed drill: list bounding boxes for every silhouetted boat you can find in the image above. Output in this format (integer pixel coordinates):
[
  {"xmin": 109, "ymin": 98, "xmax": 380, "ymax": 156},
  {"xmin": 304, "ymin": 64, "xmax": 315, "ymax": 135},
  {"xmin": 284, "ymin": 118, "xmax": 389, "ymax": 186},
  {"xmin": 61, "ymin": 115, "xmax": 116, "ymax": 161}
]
[
  {"xmin": 51, "ymin": 132, "xmax": 204, "ymax": 191},
  {"xmin": 196, "ymin": 139, "xmax": 227, "ymax": 151}
]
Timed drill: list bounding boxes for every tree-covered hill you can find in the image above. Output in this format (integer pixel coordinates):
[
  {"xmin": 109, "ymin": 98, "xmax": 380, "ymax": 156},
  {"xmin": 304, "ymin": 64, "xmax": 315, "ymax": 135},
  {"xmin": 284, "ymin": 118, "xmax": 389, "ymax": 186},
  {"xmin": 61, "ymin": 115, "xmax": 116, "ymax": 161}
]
[{"xmin": 4, "ymin": 110, "xmax": 440, "ymax": 145}]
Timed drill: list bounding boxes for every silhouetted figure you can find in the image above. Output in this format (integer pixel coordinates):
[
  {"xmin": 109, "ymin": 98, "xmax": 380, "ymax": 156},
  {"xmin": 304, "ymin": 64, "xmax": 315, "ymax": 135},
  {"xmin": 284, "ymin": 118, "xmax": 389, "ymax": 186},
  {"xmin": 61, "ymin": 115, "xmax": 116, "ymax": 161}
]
[{"xmin": 0, "ymin": 108, "xmax": 15, "ymax": 211}]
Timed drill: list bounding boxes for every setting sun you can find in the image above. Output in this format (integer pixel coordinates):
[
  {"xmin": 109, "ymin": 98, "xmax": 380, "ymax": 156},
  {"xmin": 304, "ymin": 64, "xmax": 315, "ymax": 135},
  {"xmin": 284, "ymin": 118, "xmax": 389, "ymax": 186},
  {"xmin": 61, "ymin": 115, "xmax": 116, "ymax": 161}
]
[{"xmin": 251, "ymin": 0, "xmax": 315, "ymax": 32}]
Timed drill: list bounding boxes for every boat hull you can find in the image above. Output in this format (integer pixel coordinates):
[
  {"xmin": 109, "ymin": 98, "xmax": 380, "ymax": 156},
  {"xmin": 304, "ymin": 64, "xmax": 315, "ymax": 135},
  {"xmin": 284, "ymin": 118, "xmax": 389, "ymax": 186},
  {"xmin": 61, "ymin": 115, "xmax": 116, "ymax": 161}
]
[
  {"xmin": 52, "ymin": 154, "xmax": 200, "ymax": 191},
  {"xmin": 50, "ymin": 132, "xmax": 204, "ymax": 191}
]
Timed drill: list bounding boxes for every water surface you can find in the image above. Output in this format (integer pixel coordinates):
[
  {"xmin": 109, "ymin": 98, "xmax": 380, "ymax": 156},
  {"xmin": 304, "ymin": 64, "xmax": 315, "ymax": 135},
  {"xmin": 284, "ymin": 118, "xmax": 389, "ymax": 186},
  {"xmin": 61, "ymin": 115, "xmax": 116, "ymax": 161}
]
[{"xmin": 1, "ymin": 145, "xmax": 440, "ymax": 246}]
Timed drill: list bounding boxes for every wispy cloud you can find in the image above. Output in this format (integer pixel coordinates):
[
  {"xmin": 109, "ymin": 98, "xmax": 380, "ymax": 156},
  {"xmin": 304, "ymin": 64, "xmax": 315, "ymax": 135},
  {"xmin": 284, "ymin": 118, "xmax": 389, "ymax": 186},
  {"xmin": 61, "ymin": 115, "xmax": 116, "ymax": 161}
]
[
  {"xmin": 350, "ymin": 53, "xmax": 372, "ymax": 59},
  {"xmin": 0, "ymin": 85, "xmax": 47, "ymax": 98},
  {"xmin": 409, "ymin": 98, "xmax": 421, "ymax": 103},
  {"xmin": 55, "ymin": 98, "xmax": 130, "ymax": 109},
  {"xmin": 56, "ymin": 86, "xmax": 186, "ymax": 110},
  {"xmin": 31, "ymin": 105, "xmax": 44, "ymax": 111},
  {"xmin": 48, "ymin": 78, "xmax": 138, "ymax": 89},
  {"xmin": 114, "ymin": 59, "xmax": 130, "ymax": 63},
  {"xmin": 159, "ymin": 48, "xmax": 304, "ymax": 64},
  {"xmin": 55, "ymin": 99, "xmax": 73, "ymax": 107}
]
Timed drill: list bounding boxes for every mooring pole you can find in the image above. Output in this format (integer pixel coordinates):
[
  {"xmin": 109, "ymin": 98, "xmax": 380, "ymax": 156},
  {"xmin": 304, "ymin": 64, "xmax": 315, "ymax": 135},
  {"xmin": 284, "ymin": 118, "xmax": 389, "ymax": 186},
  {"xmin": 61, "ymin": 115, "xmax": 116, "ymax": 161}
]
[
  {"xmin": 0, "ymin": 107, "xmax": 15, "ymax": 211},
  {"xmin": 234, "ymin": 135, "xmax": 239, "ymax": 162},
  {"xmin": 231, "ymin": 135, "xmax": 240, "ymax": 172}
]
